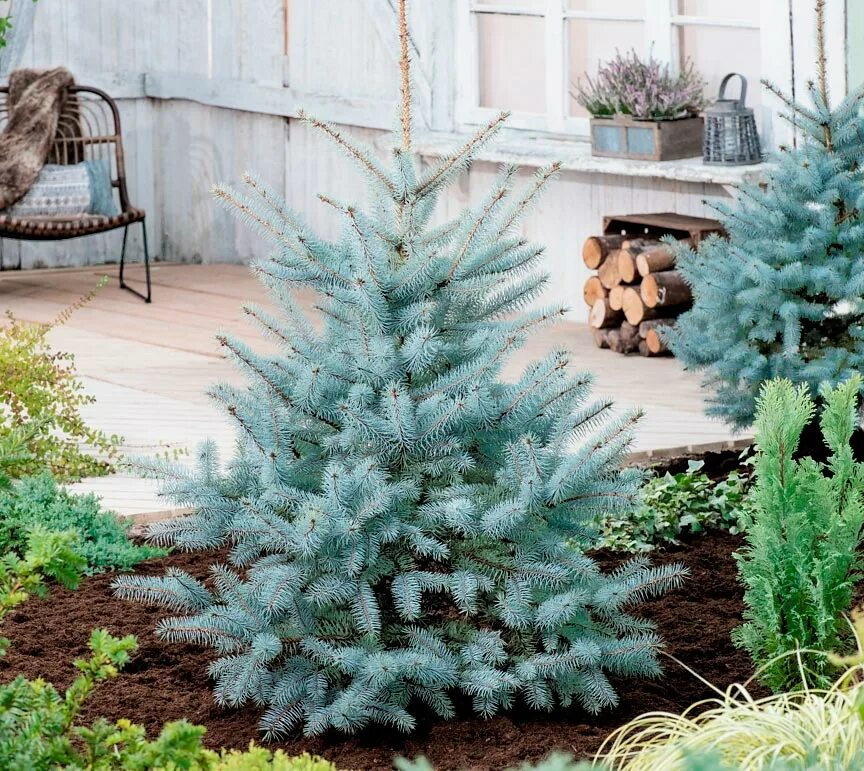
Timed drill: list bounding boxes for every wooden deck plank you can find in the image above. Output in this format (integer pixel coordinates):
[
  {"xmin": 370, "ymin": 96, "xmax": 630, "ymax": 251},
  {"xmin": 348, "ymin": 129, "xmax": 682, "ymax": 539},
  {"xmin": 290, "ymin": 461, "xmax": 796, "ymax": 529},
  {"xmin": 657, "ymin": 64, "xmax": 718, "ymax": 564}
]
[{"xmin": 2, "ymin": 263, "xmax": 747, "ymax": 519}]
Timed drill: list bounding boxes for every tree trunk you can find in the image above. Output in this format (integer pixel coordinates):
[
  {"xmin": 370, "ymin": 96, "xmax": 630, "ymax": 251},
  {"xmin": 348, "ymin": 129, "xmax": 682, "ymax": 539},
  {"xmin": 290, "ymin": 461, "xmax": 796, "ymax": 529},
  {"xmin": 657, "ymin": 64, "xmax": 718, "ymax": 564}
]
[
  {"xmin": 589, "ymin": 298, "xmax": 623, "ymax": 329},
  {"xmin": 610, "ymin": 321, "xmax": 641, "ymax": 353},
  {"xmin": 618, "ymin": 238, "xmax": 658, "ymax": 283},
  {"xmin": 640, "ymin": 270, "xmax": 692, "ymax": 308},
  {"xmin": 582, "ymin": 234, "xmax": 625, "ymax": 269},
  {"xmin": 583, "ymin": 276, "xmax": 607, "ymax": 307}
]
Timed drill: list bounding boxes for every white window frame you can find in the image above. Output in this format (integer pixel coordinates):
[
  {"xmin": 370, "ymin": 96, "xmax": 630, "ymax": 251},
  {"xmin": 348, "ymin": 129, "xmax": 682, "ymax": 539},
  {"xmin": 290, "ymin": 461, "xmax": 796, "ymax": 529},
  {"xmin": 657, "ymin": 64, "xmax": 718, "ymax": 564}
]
[{"xmin": 455, "ymin": 0, "xmax": 789, "ymax": 142}]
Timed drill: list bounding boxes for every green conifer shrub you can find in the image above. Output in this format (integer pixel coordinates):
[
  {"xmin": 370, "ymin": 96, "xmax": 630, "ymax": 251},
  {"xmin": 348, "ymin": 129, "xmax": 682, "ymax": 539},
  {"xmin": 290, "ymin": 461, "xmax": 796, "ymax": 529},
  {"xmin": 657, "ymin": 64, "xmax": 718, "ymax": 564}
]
[
  {"xmin": 734, "ymin": 376, "xmax": 864, "ymax": 692},
  {"xmin": 665, "ymin": 5, "xmax": 864, "ymax": 428},
  {"xmin": 114, "ymin": 8, "xmax": 686, "ymax": 737}
]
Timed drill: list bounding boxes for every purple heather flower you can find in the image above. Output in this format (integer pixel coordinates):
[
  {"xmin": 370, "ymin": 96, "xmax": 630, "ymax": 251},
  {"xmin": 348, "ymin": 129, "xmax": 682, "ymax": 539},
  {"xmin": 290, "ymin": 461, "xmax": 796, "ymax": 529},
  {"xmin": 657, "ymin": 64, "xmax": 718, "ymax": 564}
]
[{"xmin": 574, "ymin": 49, "xmax": 707, "ymax": 120}]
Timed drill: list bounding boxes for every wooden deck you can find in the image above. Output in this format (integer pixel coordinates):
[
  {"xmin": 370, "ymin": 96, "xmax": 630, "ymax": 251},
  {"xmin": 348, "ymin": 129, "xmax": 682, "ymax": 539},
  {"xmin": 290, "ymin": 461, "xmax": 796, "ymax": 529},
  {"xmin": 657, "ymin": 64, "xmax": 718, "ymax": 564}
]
[{"xmin": 1, "ymin": 263, "xmax": 748, "ymax": 519}]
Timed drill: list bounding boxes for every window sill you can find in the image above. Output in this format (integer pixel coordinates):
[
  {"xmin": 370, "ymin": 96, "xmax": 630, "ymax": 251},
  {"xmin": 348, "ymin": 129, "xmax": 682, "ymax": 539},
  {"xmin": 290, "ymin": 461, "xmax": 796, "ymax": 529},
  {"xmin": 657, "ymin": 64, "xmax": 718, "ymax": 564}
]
[{"xmin": 412, "ymin": 131, "xmax": 770, "ymax": 187}]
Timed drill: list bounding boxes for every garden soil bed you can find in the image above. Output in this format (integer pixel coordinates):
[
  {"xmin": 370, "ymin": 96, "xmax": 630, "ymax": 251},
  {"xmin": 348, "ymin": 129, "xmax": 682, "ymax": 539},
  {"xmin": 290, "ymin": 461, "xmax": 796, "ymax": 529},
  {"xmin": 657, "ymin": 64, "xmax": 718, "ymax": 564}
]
[{"xmin": 0, "ymin": 530, "xmax": 758, "ymax": 770}]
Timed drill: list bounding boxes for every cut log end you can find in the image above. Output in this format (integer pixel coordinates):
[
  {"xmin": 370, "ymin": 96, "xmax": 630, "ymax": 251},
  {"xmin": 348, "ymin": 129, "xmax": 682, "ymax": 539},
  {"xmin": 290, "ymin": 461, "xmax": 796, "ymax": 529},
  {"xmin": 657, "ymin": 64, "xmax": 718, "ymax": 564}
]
[
  {"xmin": 646, "ymin": 328, "xmax": 671, "ymax": 355},
  {"xmin": 582, "ymin": 234, "xmax": 625, "ymax": 269},
  {"xmin": 641, "ymin": 270, "xmax": 692, "ymax": 309},
  {"xmin": 617, "ymin": 249, "xmax": 638, "ymax": 284},
  {"xmin": 591, "ymin": 328, "xmax": 611, "ymax": 349},
  {"xmin": 583, "ymin": 275, "xmax": 607, "ymax": 307},
  {"xmin": 589, "ymin": 298, "xmax": 623, "ymax": 329},
  {"xmin": 597, "ymin": 251, "xmax": 622, "ymax": 289},
  {"xmin": 608, "ymin": 285, "xmax": 626, "ymax": 311}
]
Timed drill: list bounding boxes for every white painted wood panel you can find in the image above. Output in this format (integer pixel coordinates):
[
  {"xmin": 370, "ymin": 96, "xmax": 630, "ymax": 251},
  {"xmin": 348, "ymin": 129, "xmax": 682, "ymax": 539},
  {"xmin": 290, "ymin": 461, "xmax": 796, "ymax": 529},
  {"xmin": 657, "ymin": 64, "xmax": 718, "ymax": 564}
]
[{"xmin": 0, "ymin": 0, "xmax": 794, "ymax": 307}]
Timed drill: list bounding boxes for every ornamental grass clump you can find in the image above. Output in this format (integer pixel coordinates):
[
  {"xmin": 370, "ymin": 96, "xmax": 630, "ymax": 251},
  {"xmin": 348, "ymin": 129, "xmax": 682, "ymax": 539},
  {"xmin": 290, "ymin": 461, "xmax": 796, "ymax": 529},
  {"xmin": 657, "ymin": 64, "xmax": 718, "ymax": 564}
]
[
  {"xmin": 596, "ymin": 662, "xmax": 864, "ymax": 770},
  {"xmin": 574, "ymin": 50, "xmax": 706, "ymax": 120},
  {"xmin": 596, "ymin": 607, "xmax": 864, "ymax": 771},
  {"xmin": 113, "ymin": 1, "xmax": 686, "ymax": 738}
]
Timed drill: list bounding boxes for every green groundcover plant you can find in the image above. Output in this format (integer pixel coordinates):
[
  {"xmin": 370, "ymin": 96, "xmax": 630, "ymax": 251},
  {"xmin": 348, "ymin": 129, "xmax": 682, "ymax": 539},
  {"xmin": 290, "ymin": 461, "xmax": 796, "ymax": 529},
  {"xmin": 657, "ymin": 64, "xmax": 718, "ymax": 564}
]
[
  {"xmin": 0, "ymin": 472, "xmax": 164, "ymax": 573},
  {"xmin": 0, "ymin": 532, "xmax": 335, "ymax": 770},
  {"xmin": 734, "ymin": 375, "xmax": 864, "ymax": 692},
  {"xmin": 0, "ymin": 526, "xmax": 85, "ymax": 656},
  {"xmin": 114, "ymin": 9, "xmax": 686, "ymax": 738},
  {"xmin": 597, "ymin": 460, "xmax": 752, "ymax": 553}
]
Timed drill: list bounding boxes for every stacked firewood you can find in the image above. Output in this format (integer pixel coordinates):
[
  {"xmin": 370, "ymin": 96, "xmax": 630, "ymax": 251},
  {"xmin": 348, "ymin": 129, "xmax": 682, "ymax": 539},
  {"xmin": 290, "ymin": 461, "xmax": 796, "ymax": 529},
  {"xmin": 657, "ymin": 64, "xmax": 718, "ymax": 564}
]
[{"xmin": 582, "ymin": 234, "xmax": 692, "ymax": 356}]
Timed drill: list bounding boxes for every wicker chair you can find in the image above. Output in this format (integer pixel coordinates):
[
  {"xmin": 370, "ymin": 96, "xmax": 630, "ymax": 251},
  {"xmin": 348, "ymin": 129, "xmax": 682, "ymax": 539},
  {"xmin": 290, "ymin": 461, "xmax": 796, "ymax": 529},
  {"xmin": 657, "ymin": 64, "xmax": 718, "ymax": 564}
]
[{"xmin": 0, "ymin": 85, "xmax": 151, "ymax": 302}]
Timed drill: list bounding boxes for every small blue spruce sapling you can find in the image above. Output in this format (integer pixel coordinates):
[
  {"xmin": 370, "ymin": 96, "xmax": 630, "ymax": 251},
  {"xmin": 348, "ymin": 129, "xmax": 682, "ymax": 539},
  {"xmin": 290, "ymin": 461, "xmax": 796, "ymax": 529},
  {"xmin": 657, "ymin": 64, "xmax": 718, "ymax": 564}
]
[
  {"xmin": 113, "ymin": 1, "xmax": 686, "ymax": 737},
  {"xmin": 666, "ymin": 4, "xmax": 864, "ymax": 428}
]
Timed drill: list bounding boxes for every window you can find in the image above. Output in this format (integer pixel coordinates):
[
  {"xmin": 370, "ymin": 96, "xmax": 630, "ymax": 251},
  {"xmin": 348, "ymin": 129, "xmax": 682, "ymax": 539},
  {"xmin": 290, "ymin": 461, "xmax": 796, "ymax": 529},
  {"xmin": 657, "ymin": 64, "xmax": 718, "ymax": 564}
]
[{"xmin": 455, "ymin": 0, "xmax": 773, "ymax": 139}]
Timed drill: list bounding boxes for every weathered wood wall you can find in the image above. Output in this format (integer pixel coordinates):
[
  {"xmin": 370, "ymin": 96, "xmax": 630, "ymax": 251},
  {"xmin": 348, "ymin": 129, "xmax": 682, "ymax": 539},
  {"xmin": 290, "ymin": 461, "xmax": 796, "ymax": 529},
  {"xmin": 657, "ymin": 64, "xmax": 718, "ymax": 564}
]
[{"xmin": 3, "ymin": 0, "xmax": 733, "ymax": 316}]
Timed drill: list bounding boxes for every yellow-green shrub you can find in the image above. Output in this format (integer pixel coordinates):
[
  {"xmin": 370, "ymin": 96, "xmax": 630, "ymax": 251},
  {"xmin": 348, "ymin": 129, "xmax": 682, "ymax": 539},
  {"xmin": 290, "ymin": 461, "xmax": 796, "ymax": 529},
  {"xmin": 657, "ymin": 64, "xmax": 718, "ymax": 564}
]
[{"xmin": 0, "ymin": 284, "xmax": 120, "ymax": 481}]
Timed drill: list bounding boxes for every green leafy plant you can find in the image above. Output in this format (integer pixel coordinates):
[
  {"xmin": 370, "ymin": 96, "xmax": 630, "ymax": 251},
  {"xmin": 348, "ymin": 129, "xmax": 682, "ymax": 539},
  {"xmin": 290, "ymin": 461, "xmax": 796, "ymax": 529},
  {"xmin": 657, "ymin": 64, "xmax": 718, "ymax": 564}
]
[
  {"xmin": 215, "ymin": 748, "xmax": 337, "ymax": 770},
  {"xmin": 734, "ymin": 375, "xmax": 864, "ymax": 692},
  {"xmin": 0, "ymin": 0, "xmax": 37, "ymax": 51},
  {"xmin": 0, "ymin": 283, "xmax": 121, "ymax": 482},
  {"xmin": 0, "ymin": 425, "xmax": 34, "ymax": 492},
  {"xmin": 596, "ymin": 460, "xmax": 752, "ymax": 553},
  {"xmin": 0, "ymin": 525, "xmax": 85, "ymax": 657},
  {"xmin": 0, "ymin": 473, "xmax": 165, "ymax": 573}
]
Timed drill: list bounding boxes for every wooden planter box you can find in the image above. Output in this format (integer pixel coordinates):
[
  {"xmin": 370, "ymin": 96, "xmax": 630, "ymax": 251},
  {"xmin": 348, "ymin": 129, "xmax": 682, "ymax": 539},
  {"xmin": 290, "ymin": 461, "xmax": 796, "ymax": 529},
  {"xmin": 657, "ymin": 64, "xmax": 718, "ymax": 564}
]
[{"xmin": 590, "ymin": 115, "xmax": 703, "ymax": 162}]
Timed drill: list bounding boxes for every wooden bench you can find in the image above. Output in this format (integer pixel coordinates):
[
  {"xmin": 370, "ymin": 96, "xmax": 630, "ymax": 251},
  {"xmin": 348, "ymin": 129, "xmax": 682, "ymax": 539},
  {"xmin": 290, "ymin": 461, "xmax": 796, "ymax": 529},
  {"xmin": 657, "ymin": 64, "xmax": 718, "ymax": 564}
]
[{"xmin": 0, "ymin": 85, "xmax": 151, "ymax": 302}]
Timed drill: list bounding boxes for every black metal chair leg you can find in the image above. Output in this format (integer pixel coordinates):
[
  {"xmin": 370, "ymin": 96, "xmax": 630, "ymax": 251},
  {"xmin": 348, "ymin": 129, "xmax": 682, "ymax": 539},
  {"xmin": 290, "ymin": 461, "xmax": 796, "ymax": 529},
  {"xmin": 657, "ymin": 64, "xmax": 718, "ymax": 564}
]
[{"xmin": 118, "ymin": 219, "xmax": 152, "ymax": 303}]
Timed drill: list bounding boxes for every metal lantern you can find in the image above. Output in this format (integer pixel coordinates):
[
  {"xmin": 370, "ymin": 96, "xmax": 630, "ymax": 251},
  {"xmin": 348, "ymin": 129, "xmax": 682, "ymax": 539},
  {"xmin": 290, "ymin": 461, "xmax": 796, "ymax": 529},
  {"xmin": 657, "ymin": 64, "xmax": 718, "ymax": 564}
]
[{"xmin": 703, "ymin": 73, "xmax": 762, "ymax": 166}]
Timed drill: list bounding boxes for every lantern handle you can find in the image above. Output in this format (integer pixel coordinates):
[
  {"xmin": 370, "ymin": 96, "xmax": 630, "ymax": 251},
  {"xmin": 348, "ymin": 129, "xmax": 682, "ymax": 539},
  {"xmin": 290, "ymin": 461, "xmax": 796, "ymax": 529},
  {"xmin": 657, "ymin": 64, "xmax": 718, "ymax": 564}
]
[{"xmin": 718, "ymin": 73, "xmax": 747, "ymax": 106}]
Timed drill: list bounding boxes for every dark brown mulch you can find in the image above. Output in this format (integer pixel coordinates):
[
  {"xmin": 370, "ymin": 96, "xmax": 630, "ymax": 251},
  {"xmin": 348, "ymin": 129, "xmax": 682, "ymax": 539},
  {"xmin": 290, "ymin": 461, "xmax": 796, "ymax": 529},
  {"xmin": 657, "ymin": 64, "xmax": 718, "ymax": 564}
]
[{"xmin": 0, "ymin": 532, "xmax": 756, "ymax": 771}]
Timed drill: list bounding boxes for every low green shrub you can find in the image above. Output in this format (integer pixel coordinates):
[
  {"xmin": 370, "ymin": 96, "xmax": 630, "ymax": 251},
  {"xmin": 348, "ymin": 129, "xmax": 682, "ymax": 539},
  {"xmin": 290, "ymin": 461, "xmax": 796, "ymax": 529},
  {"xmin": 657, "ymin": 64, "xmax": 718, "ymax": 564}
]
[
  {"xmin": 0, "ymin": 286, "xmax": 121, "ymax": 482},
  {"xmin": 596, "ymin": 460, "xmax": 752, "ymax": 553},
  {"xmin": 1, "ymin": 624, "xmax": 338, "ymax": 770},
  {"xmin": 0, "ymin": 472, "xmax": 164, "ymax": 573},
  {"xmin": 735, "ymin": 376, "xmax": 864, "ymax": 692},
  {"xmin": 0, "ymin": 526, "xmax": 85, "ymax": 656},
  {"xmin": 0, "ymin": 540, "xmax": 335, "ymax": 770},
  {"xmin": 215, "ymin": 748, "xmax": 336, "ymax": 770}
]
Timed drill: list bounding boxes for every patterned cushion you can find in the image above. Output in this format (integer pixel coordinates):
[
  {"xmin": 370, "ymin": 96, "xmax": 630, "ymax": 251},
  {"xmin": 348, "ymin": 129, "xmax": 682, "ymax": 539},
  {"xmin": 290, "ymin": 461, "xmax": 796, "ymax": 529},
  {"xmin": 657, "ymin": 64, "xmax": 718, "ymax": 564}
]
[{"xmin": 3, "ymin": 160, "xmax": 119, "ymax": 218}]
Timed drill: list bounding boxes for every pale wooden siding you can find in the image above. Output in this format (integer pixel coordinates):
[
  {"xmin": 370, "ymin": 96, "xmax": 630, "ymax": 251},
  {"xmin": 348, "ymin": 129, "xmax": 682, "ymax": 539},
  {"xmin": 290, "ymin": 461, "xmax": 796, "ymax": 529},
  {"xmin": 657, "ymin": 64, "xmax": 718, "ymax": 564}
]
[{"xmin": 2, "ymin": 0, "xmax": 757, "ymax": 317}]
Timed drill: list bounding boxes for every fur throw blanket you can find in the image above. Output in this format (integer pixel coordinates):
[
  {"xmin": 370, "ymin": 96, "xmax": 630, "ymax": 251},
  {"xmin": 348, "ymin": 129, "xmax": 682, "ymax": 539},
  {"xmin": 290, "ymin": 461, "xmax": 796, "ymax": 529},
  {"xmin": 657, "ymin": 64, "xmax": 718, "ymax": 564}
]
[{"xmin": 0, "ymin": 67, "xmax": 75, "ymax": 210}]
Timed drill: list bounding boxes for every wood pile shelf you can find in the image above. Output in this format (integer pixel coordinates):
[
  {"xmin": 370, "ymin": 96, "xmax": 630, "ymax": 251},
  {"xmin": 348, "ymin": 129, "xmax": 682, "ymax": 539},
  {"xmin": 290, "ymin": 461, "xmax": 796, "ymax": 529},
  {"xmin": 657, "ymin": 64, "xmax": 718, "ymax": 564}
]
[{"xmin": 583, "ymin": 212, "xmax": 725, "ymax": 357}]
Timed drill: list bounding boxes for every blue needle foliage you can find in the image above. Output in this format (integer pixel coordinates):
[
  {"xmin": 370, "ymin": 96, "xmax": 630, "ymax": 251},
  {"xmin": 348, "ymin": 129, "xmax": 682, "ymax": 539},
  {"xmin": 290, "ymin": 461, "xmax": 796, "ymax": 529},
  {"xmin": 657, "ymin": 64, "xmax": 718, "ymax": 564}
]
[
  {"xmin": 666, "ymin": 60, "xmax": 864, "ymax": 428},
  {"xmin": 113, "ymin": 106, "xmax": 685, "ymax": 737}
]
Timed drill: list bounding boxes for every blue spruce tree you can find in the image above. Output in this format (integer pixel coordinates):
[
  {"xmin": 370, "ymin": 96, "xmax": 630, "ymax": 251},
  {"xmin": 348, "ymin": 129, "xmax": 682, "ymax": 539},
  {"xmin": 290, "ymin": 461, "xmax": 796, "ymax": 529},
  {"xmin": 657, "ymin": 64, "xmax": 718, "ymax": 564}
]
[
  {"xmin": 667, "ymin": 2, "xmax": 864, "ymax": 429},
  {"xmin": 114, "ymin": 2, "xmax": 685, "ymax": 737}
]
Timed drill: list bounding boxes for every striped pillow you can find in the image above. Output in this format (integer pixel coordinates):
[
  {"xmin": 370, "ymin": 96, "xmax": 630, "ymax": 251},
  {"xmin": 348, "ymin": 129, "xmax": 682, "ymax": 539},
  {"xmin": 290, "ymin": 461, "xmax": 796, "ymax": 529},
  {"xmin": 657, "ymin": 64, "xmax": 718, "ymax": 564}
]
[{"xmin": 4, "ymin": 160, "xmax": 119, "ymax": 218}]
